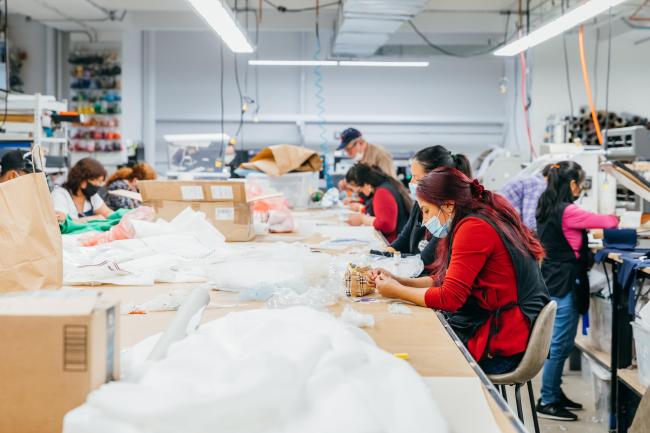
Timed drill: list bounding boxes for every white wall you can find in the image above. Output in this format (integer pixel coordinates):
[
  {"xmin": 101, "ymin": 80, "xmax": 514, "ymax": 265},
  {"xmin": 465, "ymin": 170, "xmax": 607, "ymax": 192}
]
[
  {"xmin": 8, "ymin": 14, "xmax": 55, "ymax": 94},
  {"xmin": 147, "ymin": 30, "xmax": 508, "ymax": 170},
  {"xmin": 529, "ymin": 24, "xmax": 650, "ymax": 148}
]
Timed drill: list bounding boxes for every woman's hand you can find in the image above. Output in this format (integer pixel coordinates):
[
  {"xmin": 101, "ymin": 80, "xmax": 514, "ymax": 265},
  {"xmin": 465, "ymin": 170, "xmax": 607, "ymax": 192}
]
[
  {"xmin": 55, "ymin": 212, "xmax": 67, "ymax": 223},
  {"xmin": 348, "ymin": 202, "xmax": 363, "ymax": 212},
  {"xmin": 366, "ymin": 268, "xmax": 395, "ymax": 286},
  {"xmin": 375, "ymin": 274, "xmax": 403, "ymax": 299},
  {"xmin": 386, "ymin": 247, "xmax": 397, "ymax": 254},
  {"xmin": 347, "ymin": 213, "xmax": 364, "ymax": 226}
]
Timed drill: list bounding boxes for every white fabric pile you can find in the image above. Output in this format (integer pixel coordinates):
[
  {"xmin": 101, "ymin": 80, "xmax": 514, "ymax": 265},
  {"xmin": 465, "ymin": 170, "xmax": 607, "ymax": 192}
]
[
  {"xmin": 63, "ymin": 307, "xmax": 447, "ymax": 433},
  {"xmin": 63, "ymin": 208, "xmax": 230, "ymax": 286}
]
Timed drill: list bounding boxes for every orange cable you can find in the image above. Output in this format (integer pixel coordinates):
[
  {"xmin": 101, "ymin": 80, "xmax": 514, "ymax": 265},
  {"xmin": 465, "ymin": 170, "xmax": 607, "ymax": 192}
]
[{"xmin": 578, "ymin": 25, "xmax": 604, "ymax": 145}]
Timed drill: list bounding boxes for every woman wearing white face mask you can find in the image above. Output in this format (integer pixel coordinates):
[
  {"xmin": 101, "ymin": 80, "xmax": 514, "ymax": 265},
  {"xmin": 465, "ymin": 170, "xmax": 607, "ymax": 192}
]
[
  {"xmin": 369, "ymin": 167, "xmax": 550, "ymax": 375},
  {"xmin": 388, "ymin": 146, "xmax": 471, "ymax": 267}
]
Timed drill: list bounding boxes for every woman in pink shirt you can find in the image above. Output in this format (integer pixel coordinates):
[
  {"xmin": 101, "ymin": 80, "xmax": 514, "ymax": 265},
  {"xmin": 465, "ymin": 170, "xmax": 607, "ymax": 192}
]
[{"xmin": 535, "ymin": 161, "xmax": 618, "ymax": 421}]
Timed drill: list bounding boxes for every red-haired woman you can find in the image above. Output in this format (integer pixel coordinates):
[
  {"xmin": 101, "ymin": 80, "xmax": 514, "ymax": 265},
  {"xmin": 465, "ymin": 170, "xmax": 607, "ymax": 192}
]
[{"xmin": 370, "ymin": 167, "xmax": 550, "ymax": 374}]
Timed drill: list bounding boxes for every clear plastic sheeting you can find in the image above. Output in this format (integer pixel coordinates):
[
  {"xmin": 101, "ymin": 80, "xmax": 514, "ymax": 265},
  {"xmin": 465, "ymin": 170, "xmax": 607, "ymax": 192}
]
[
  {"xmin": 64, "ymin": 307, "xmax": 448, "ymax": 433},
  {"xmin": 388, "ymin": 302, "xmax": 412, "ymax": 315},
  {"xmin": 207, "ymin": 243, "xmax": 336, "ymax": 293},
  {"xmin": 339, "ymin": 305, "xmax": 375, "ymax": 328}
]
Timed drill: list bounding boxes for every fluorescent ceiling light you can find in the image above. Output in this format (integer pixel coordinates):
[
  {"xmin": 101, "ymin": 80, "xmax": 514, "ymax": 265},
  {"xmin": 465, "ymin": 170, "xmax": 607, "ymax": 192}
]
[
  {"xmin": 494, "ymin": 0, "xmax": 627, "ymax": 56},
  {"xmin": 248, "ymin": 60, "xmax": 338, "ymax": 66},
  {"xmin": 186, "ymin": 0, "xmax": 254, "ymax": 53},
  {"xmin": 248, "ymin": 60, "xmax": 429, "ymax": 67},
  {"xmin": 339, "ymin": 61, "xmax": 429, "ymax": 67}
]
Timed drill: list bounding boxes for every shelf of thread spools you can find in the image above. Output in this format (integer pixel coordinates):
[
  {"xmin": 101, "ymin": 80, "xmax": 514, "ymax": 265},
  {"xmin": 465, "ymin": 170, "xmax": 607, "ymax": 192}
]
[{"xmin": 68, "ymin": 49, "xmax": 125, "ymax": 170}]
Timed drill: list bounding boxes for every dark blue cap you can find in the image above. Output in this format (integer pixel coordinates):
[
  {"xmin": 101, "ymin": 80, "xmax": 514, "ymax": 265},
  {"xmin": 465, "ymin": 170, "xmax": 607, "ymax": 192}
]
[{"xmin": 337, "ymin": 128, "xmax": 362, "ymax": 150}]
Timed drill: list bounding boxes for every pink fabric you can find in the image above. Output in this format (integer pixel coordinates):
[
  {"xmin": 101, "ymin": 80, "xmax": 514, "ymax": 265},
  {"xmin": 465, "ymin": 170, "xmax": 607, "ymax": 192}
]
[{"xmin": 562, "ymin": 204, "xmax": 618, "ymax": 258}]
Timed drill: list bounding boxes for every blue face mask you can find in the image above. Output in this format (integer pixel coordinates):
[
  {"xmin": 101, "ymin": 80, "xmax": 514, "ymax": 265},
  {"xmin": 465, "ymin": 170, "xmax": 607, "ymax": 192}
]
[
  {"xmin": 409, "ymin": 183, "xmax": 418, "ymax": 200},
  {"xmin": 424, "ymin": 209, "xmax": 450, "ymax": 238}
]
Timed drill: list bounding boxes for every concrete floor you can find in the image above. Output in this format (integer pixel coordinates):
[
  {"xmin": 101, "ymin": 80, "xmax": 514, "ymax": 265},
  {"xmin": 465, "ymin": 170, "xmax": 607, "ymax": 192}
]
[{"xmin": 501, "ymin": 369, "xmax": 608, "ymax": 433}]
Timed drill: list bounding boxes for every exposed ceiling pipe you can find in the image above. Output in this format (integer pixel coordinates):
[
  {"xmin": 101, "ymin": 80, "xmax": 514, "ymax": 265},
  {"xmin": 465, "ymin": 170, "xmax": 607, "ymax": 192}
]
[
  {"xmin": 82, "ymin": 0, "xmax": 128, "ymax": 22},
  {"xmin": 31, "ymin": 0, "xmax": 98, "ymax": 40}
]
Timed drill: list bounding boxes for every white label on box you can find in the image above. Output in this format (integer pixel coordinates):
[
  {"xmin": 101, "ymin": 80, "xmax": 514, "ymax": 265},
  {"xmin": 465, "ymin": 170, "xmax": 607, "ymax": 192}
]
[
  {"xmin": 181, "ymin": 186, "xmax": 204, "ymax": 200},
  {"xmin": 210, "ymin": 185, "xmax": 234, "ymax": 200},
  {"xmin": 215, "ymin": 207, "xmax": 235, "ymax": 221}
]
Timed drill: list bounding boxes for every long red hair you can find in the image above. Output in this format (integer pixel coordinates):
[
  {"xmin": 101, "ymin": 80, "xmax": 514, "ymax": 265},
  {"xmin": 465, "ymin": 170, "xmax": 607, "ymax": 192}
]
[{"xmin": 417, "ymin": 167, "xmax": 544, "ymax": 283}]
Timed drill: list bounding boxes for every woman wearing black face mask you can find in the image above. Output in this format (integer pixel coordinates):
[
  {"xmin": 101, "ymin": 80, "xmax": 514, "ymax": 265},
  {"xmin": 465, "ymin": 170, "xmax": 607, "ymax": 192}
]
[{"xmin": 51, "ymin": 157, "xmax": 113, "ymax": 222}]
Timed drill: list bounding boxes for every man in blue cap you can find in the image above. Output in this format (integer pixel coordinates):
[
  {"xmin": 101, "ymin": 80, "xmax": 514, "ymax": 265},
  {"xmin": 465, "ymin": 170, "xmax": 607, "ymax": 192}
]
[{"xmin": 338, "ymin": 128, "xmax": 395, "ymax": 192}]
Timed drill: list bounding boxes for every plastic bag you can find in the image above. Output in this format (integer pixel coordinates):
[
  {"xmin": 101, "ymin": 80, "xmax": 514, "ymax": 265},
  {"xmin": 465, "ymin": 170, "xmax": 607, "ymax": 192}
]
[{"xmin": 79, "ymin": 207, "xmax": 155, "ymax": 247}]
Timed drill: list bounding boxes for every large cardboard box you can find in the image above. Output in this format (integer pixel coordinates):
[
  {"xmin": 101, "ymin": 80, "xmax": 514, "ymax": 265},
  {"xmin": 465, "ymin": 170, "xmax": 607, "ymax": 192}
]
[
  {"xmin": 139, "ymin": 179, "xmax": 255, "ymax": 242},
  {"xmin": 0, "ymin": 291, "xmax": 119, "ymax": 433}
]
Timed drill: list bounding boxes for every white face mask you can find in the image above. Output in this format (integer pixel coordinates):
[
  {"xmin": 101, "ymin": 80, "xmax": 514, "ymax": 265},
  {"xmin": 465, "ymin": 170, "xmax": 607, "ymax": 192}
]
[{"xmin": 353, "ymin": 152, "xmax": 364, "ymax": 162}]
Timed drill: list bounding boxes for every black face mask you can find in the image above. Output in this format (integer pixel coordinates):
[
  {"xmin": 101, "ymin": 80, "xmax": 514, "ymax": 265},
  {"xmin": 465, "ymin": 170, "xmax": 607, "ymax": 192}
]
[
  {"xmin": 82, "ymin": 183, "xmax": 100, "ymax": 199},
  {"xmin": 358, "ymin": 191, "xmax": 373, "ymax": 201}
]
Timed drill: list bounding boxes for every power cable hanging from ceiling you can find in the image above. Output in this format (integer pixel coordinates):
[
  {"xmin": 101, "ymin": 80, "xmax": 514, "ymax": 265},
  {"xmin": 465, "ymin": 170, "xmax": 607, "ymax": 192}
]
[
  {"xmin": 561, "ymin": 0, "xmax": 575, "ymax": 119},
  {"xmin": 1, "ymin": 0, "xmax": 8, "ymax": 131},
  {"xmin": 578, "ymin": 24, "xmax": 604, "ymax": 145},
  {"xmin": 603, "ymin": 7, "xmax": 613, "ymax": 144},
  {"xmin": 233, "ymin": 0, "xmax": 245, "ymax": 143},
  {"xmin": 312, "ymin": 0, "xmax": 332, "ymax": 189},
  {"xmin": 220, "ymin": 40, "xmax": 226, "ymax": 150},
  {"xmin": 517, "ymin": 0, "xmax": 535, "ymax": 159},
  {"xmin": 408, "ymin": 16, "xmax": 515, "ymax": 58},
  {"xmin": 263, "ymin": 0, "xmax": 340, "ymax": 13}
]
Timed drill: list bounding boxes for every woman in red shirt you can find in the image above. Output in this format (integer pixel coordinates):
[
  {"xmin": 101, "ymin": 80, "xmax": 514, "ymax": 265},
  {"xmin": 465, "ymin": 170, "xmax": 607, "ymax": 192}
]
[
  {"xmin": 371, "ymin": 167, "xmax": 550, "ymax": 374},
  {"xmin": 346, "ymin": 164, "xmax": 412, "ymax": 243}
]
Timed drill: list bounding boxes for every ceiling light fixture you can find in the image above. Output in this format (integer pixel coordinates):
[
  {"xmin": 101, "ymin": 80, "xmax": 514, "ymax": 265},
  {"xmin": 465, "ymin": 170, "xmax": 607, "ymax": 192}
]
[
  {"xmin": 248, "ymin": 60, "xmax": 338, "ymax": 66},
  {"xmin": 494, "ymin": 0, "xmax": 627, "ymax": 56},
  {"xmin": 248, "ymin": 60, "xmax": 429, "ymax": 67},
  {"xmin": 185, "ymin": 0, "xmax": 254, "ymax": 53},
  {"xmin": 339, "ymin": 61, "xmax": 429, "ymax": 67}
]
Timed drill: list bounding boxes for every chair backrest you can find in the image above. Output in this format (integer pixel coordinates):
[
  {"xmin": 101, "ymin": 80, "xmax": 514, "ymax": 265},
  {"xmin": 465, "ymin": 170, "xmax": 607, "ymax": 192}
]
[{"xmin": 489, "ymin": 300, "xmax": 557, "ymax": 384}]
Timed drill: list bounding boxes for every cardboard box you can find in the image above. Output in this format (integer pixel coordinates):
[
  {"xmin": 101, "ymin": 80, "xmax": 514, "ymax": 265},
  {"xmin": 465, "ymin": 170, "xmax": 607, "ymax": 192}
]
[
  {"xmin": 139, "ymin": 179, "xmax": 255, "ymax": 242},
  {"xmin": 0, "ymin": 291, "xmax": 119, "ymax": 433}
]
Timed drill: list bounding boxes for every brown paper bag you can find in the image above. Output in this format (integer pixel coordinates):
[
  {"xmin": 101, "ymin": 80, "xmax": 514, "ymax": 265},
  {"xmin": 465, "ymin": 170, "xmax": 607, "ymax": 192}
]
[
  {"xmin": 240, "ymin": 144, "xmax": 322, "ymax": 176},
  {"xmin": 0, "ymin": 173, "xmax": 63, "ymax": 291}
]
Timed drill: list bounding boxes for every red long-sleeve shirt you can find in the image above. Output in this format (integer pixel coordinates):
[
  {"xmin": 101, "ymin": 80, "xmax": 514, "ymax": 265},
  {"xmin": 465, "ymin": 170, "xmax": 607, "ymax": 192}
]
[
  {"xmin": 369, "ymin": 186, "xmax": 399, "ymax": 243},
  {"xmin": 424, "ymin": 217, "xmax": 530, "ymax": 361}
]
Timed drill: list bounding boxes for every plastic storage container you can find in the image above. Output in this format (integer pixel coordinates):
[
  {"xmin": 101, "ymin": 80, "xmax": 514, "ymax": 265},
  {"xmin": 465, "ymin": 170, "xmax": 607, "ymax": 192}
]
[
  {"xmin": 632, "ymin": 321, "xmax": 650, "ymax": 387},
  {"xmin": 247, "ymin": 172, "xmax": 319, "ymax": 209},
  {"xmin": 588, "ymin": 296, "xmax": 612, "ymax": 352},
  {"xmin": 582, "ymin": 353, "xmax": 610, "ymax": 427}
]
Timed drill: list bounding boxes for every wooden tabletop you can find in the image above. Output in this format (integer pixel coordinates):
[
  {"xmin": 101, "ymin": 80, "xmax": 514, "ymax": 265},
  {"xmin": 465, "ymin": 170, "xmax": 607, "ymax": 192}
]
[
  {"xmin": 76, "ymin": 208, "xmax": 522, "ymax": 433},
  {"xmin": 617, "ymin": 367, "xmax": 648, "ymax": 397}
]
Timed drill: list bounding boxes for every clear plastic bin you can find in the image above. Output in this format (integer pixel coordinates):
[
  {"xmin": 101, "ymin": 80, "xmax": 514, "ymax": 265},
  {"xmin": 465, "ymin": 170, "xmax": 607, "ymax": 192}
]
[
  {"xmin": 632, "ymin": 321, "xmax": 650, "ymax": 387},
  {"xmin": 582, "ymin": 353, "xmax": 610, "ymax": 427},
  {"xmin": 588, "ymin": 296, "xmax": 612, "ymax": 352},
  {"xmin": 247, "ymin": 172, "xmax": 319, "ymax": 209}
]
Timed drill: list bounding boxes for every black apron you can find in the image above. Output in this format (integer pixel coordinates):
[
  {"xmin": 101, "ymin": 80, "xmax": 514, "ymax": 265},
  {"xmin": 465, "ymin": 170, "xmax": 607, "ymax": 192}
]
[
  {"xmin": 365, "ymin": 181, "xmax": 411, "ymax": 236},
  {"xmin": 537, "ymin": 203, "xmax": 593, "ymax": 314},
  {"xmin": 444, "ymin": 215, "xmax": 550, "ymax": 356}
]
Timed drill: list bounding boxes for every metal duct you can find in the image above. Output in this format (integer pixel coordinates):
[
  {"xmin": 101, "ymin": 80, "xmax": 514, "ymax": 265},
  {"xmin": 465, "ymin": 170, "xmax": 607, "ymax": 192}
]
[{"xmin": 332, "ymin": 0, "xmax": 429, "ymax": 57}]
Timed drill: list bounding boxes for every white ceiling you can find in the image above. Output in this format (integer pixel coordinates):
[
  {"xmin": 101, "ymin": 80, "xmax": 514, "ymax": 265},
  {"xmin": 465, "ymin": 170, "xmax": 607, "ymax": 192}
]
[{"xmin": 8, "ymin": 0, "xmax": 648, "ymax": 40}]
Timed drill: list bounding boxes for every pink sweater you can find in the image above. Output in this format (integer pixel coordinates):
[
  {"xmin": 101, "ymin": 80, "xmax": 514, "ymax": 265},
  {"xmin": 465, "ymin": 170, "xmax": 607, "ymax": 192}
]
[{"xmin": 562, "ymin": 204, "xmax": 619, "ymax": 258}]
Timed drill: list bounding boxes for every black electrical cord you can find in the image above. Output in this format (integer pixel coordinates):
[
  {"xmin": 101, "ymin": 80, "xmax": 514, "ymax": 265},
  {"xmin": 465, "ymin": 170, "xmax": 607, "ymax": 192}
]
[
  {"xmin": 1, "ymin": 0, "xmax": 8, "ymax": 131},
  {"xmin": 408, "ymin": 16, "xmax": 515, "ymax": 58},
  {"xmin": 263, "ymin": 0, "xmax": 340, "ymax": 12},
  {"xmin": 604, "ymin": 7, "xmax": 613, "ymax": 143},
  {"xmin": 219, "ymin": 41, "xmax": 225, "ymax": 149},
  {"xmin": 561, "ymin": 0, "xmax": 575, "ymax": 118},
  {"xmin": 233, "ymin": 0, "xmax": 244, "ymax": 141},
  {"xmin": 233, "ymin": 53, "xmax": 244, "ymax": 138}
]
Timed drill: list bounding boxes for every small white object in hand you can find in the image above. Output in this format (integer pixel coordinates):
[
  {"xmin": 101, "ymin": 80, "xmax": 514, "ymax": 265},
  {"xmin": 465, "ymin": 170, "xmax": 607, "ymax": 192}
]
[{"xmin": 388, "ymin": 302, "xmax": 412, "ymax": 315}]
